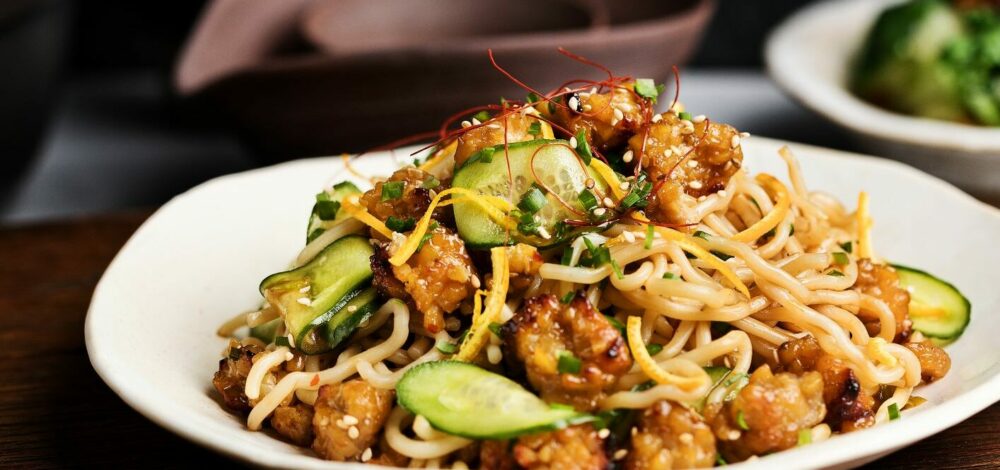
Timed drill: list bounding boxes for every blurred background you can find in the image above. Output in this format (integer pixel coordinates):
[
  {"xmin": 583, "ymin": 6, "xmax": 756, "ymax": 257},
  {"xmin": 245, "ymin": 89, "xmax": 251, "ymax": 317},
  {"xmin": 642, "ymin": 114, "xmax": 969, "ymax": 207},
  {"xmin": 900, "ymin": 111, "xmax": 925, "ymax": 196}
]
[{"xmin": 0, "ymin": 0, "xmax": 888, "ymax": 223}]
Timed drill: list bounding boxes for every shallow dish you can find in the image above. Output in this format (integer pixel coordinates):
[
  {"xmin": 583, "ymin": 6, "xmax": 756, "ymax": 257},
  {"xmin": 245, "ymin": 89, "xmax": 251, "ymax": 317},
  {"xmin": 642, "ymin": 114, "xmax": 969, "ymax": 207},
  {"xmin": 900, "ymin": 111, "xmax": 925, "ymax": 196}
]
[
  {"xmin": 86, "ymin": 137, "xmax": 1000, "ymax": 469},
  {"xmin": 766, "ymin": 0, "xmax": 1000, "ymax": 200}
]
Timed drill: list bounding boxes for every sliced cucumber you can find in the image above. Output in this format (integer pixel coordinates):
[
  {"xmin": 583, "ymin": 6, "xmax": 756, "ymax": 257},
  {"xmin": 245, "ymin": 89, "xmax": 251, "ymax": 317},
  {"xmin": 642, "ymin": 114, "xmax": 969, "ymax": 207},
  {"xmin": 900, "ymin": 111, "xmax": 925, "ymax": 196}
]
[
  {"xmin": 892, "ymin": 264, "xmax": 970, "ymax": 344},
  {"xmin": 451, "ymin": 139, "xmax": 606, "ymax": 249},
  {"xmin": 260, "ymin": 235, "xmax": 374, "ymax": 349},
  {"xmin": 307, "ymin": 181, "xmax": 362, "ymax": 243},
  {"xmin": 397, "ymin": 360, "xmax": 593, "ymax": 439},
  {"xmin": 294, "ymin": 288, "xmax": 379, "ymax": 354},
  {"xmin": 690, "ymin": 366, "xmax": 748, "ymax": 411},
  {"xmin": 249, "ymin": 318, "xmax": 281, "ymax": 343}
]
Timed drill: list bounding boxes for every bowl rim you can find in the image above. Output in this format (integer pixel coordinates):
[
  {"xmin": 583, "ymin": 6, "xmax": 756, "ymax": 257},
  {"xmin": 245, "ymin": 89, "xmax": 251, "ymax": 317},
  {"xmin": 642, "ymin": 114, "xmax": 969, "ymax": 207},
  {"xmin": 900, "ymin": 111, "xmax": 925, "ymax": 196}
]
[
  {"xmin": 85, "ymin": 137, "xmax": 1000, "ymax": 469},
  {"xmin": 765, "ymin": 0, "xmax": 1000, "ymax": 157},
  {"xmin": 301, "ymin": 0, "xmax": 716, "ymax": 58}
]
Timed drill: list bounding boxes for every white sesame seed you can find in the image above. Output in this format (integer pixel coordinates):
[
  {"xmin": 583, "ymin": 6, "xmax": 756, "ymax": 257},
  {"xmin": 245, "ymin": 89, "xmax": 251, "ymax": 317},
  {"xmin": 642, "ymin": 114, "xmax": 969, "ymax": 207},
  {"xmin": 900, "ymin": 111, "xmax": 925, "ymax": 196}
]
[
  {"xmin": 728, "ymin": 430, "xmax": 741, "ymax": 440},
  {"xmin": 361, "ymin": 448, "xmax": 373, "ymax": 462},
  {"xmin": 568, "ymin": 96, "xmax": 580, "ymax": 111},
  {"xmin": 284, "ymin": 351, "xmax": 294, "ymax": 361},
  {"xmin": 471, "ymin": 117, "xmax": 482, "ymax": 126},
  {"xmin": 569, "ymin": 136, "xmax": 578, "ymax": 148},
  {"xmin": 585, "ymin": 178, "xmax": 596, "ymax": 189},
  {"xmin": 582, "ymin": 103, "xmax": 593, "ymax": 112},
  {"xmin": 692, "ymin": 114, "xmax": 706, "ymax": 123},
  {"xmin": 731, "ymin": 135, "xmax": 741, "ymax": 148},
  {"xmin": 593, "ymin": 208, "xmax": 607, "ymax": 217},
  {"xmin": 471, "ymin": 275, "xmax": 481, "ymax": 289},
  {"xmin": 597, "ymin": 428, "xmax": 611, "ymax": 439},
  {"xmin": 622, "ymin": 231, "xmax": 636, "ymax": 243},
  {"xmin": 343, "ymin": 415, "xmax": 359, "ymax": 426},
  {"xmin": 335, "ymin": 419, "xmax": 348, "ymax": 429},
  {"xmin": 670, "ymin": 145, "xmax": 681, "ymax": 156},
  {"xmin": 347, "ymin": 305, "xmax": 358, "ymax": 312},
  {"xmin": 698, "ymin": 195, "xmax": 707, "ymax": 202},
  {"xmin": 718, "ymin": 190, "xmax": 728, "ymax": 197},
  {"xmin": 622, "ymin": 150, "xmax": 634, "ymax": 163},
  {"xmin": 613, "ymin": 449, "xmax": 628, "ymax": 460},
  {"xmin": 687, "ymin": 160, "xmax": 698, "ymax": 168},
  {"xmin": 651, "ymin": 113, "xmax": 663, "ymax": 123},
  {"xmin": 613, "ymin": 108, "xmax": 625, "ymax": 121},
  {"xmin": 603, "ymin": 197, "xmax": 615, "ymax": 207},
  {"xmin": 679, "ymin": 432, "xmax": 694, "ymax": 444},
  {"xmin": 619, "ymin": 181, "xmax": 630, "ymax": 191},
  {"xmin": 299, "ymin": 285, "xmax": 311, "ymax": 293},
  {"xmin": 348, "ymin": 425, "xmax": 360, "ymax": 439},
  {"xmin": 611, "ymin": 118, "xmax": 620, "ymax": 126},
  {"xmin": 690, "ymin": 181, "xmax": 704, "ymax": 190},
  {"xmin": 589, "ymin": 87, "xmax": 597, "ymax": 94},
  {"xmin": 460, "ymin": 120, "xmax": 471, "ymax": 128},
  {"xmin": 681, "ymin": 123, "xmax": 695, "ymax": 135},
  {"xmin": 296, "ymin": 297, "xmax": 311, "ymax": 306}
]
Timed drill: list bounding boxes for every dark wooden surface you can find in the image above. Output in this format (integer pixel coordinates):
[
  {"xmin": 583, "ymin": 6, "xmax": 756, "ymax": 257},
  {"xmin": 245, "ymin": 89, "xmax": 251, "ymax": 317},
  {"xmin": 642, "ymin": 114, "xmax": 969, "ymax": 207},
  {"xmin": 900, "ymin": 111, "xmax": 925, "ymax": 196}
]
[{"xmin": 0, "ymin": 211, "xmax": 997, "ymax": 469}]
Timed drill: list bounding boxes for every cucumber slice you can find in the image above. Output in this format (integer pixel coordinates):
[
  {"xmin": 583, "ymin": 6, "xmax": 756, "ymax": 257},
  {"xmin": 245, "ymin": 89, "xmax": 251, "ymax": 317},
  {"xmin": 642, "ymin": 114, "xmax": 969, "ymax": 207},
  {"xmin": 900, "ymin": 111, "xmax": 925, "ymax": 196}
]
[
  {"xmin": 294, "ymin": 288, "xmax": 379, "ymax": 355},
  {"xmin": 307, "ymin": 181, "xmax": 362, "ymax": 243},
  {"xmin": 690, "ymin": 366, "xmax": 748, "ymax": 411},
  {"xmin": 451, "ymin": 139, "xmax": 606, "ymax": 249},
  {"xmin": 260, "ymin": 235, "xmax": 374, "ymax": 348},
  {"xmin": 249, "ymin": 318, "xmax": 281, "ymax": 343},
  {"xmin": 397, "ymin": 360, "xmax": 594, "ymax": 439},
  {"xmin": 893, "ymin": 264, "xmax": 970, "ymax": 343}
]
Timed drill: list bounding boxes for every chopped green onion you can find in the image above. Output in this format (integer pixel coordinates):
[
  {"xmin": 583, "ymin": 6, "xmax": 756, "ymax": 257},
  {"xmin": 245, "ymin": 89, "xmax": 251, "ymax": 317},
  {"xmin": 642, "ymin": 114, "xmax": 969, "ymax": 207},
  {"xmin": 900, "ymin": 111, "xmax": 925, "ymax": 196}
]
[
  {"xmin": 528, "ymin": 121, "xmax": 542, "ymax": 137},
  {"xmin": 314, "ymin": 200, "xmax": 341, "ymax": 220},
  {"xmin": 633, "ymin": 78, "xmax": 664, "ymax": 102},
  {"xmin": 578, "ymin": 189, "xmax": 598, "ymax": 211},
  {"xmin": 557, "ymin": 350, "xmax": 582, "ymax": 374},
  {"xmin": 712, "ymin": 250, "xmax": 733, "ymax": 261},
  {"xmin": 790, "ymin": 224, "xmax": 796, "ymax": 236},
  {"xmin": 716, "ymin": 454, "xmax": 728, "ymax": 466},
  {"xmin": 548, "ymin": 402, "xmax": 574, "ymax": 411},
  {"xmin": 693, "ymin": 230, "xmax": 711, "ymax": 240},
  {"xmin": 472, "ymin": 111, "xmax": 491, "ymax": 123},
  {"xmin": 663, "ymin": 272, "xmax": 677, "ymax": 280},
  {"xmin": 526, "ymin": 92, "xmax": 541, "ymax": 104},
  {"xmin": 561, "ymin": 246, "xmax": 574, "ymax": 266},
  {"xmin": 618, "ymin": 173, "xmax": 652, "ymax": 210},
  {"xmin": 275, "ymin": 336, "xmax": 291, "ymax": 347},
  {"xmin": 479, "ymin": 147, "xmax": 495, "ymax": 164},
  {"xmin": 574, "ymin": 129, "xmax": 593, "ymax": 165},
  {"xmin": 561, "ymin": 291, "xmax": 575, "ymax": 304},
  {"xmin": 679, "ymin": 111, "xmax": 693, "ymax": 121},
  {"xmin": 840, "ymin": 241, "xmax": 853, "ymax": 253},
  {"xmin": 888, "ymin": 403, "xmax": 901, "ymax": 420},
  {"xmin": 832, "ymin": 252, "xmax": 849, "ymax": 265},
  {"xmin": 422, "ymin": 175, "xmax": 440, "ymax": 189},
  {"xmin": 828, "ymin": 269, "xmax": 845, "ymax": 277},
  {"xmin": 646, "ymin": 343, "xmax": 663, "ymax": 356},
  {"xmin": 332, "ymin": 181, "xmax": 355, "ymax": 192},
  {"xmin": 605, "ymin": 315, "xmax": 625, "ymax": 335},
  {"xmin": 620, "ymin": 191, "xmax": 641, "ymax": 208},
  {"xmin": 488, "ymin": 322, "xmax": 504, "ymax": 338},
  {"xmin": 517, "ymin": 186, "xmax": 548, "ymax": 214},
  {"xmin": 381, "ymin": 181, "xmax": 404, "ymax": 201},
  {"xmin": 610, "ymin": 259, "xmax": 625, "ymax": 280},
  {"xmin": 736, "ymin": 410, "xmax": 749, "ymax": 430},
  {"xmin": 385, "ymin": 216, "xmax": 416, "ymax": 232},
  {"xmin": 435, "ymin": 339, "xmax": 459, "ymax": 354},
  {"xmin": 645, "ymin": 224, "xmax": 655, "ymax": 249},
  {"xmin": 416, "ymin": 222, "xmax": 439, "ymax": 251},
  {"xmin": 797, "ymin": 428, "xmax": 812, "ymax": 446}
]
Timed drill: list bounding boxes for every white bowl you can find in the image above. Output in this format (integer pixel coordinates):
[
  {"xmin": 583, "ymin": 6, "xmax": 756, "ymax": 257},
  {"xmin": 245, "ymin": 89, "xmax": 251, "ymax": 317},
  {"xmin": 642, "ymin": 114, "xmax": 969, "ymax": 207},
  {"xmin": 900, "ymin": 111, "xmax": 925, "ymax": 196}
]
[
  {"xmin": 766, "ymin": 0, "xmax": 1000, "ymax": 200},
  {"xmin": 86, "ymin": 137, "xmax": 1000, "ymax": 469}
]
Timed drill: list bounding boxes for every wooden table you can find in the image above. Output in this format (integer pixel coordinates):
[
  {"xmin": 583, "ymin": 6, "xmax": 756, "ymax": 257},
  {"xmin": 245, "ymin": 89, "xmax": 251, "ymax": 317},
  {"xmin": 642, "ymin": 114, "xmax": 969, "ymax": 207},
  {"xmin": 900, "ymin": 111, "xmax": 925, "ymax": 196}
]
[{"xmin": 1, "ymin": 212, "xmax": 997, "ymax": 468}]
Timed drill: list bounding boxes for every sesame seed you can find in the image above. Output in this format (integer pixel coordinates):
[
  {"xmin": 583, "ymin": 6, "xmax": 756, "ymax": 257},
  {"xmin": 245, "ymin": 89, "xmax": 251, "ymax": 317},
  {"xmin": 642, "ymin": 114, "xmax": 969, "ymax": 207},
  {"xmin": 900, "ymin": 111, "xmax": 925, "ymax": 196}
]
[
  {"xmin": 681, "ymin": 123, "xmax": 695, "ymax": 135},
  {"xmin": 692, "ymin": 114, "xmax": 707, "ymax": 123},
  {"xmin": 347, "ymin": 305, "xmax": 358, "ymax": 312},
  {"xmin": 611, "ymin": 118, "xmax": 620, "ymax": 126},
  {"xmin": 679, "ymin": 433, "xmax": 694, "ymax": 444},
  {"xmin": 613, "ymin": 108, "xmax": 625, "ymax": 121},
  {"xmin": 569, "ymin": 136, "xmax": 578, "ymax": 148},
  {"xmin": 460, "ymin": 120, "xmax": 471, "ymax": 128},
  {"xmin": 299, "ymin": 285, "xmax": 311, "ymax": 293},
  {"xmin": 582, "ymin": 104, "xmax": 593, "ymax": 111},
  {"xmin": 690, "ymin": 181, "xmax": 703, "ymax": 190},
  {"xmin": 348, "ymin": 425, "xmax": 360, "ymax": 439},
  {"xmin": 361, "ymin": 447, "xmax": 373, "ymax": 462},
  {"xmin": 589, "ymin": 87, "xmax": 597, "ymax": 94},
  {"xmin": 651, "ymin": 113, "xmax": 663, "ymax": 123},
  {"xmin": 335, "ymin": 419, "xmax": 348, "ymax": 429},
  {"xmin": 631, "ymin": 427, "xmax": 638, "ymax": 436},
  {"xmin": 296, "ymin": 297, "xmax": 311, "ymax": 306},
  {"xmin": 585, "ymin": 178, "xmax": 596, "ymax": 189},
  {"xmin": 603, "ymin": 197, "xmax": 615, "ymax": 207},
  {"xmin": 613, "ymin": 449, "xmax": 628, "ymax": 460},
  {"xmin": 728, "ymin": 430, "xmax": 741, "ymax": 440},
  {"xmin": 687, "ymin": 160, "xmax": 698, "ymax": 168},
  {"xmin": 598, "ymin": 428, "xmax": 611, "ymax": 439},
  {"xmin": 731, "ymin": 135, "xmax": 741, "ymax": 148},
  {"xmin": 718, "ymin": 190, "xmax": 728, "ymax": 197},
  {"xmin": 593, "ymin": 208, "xmax": 607, "ymax": 217},
  {"xmin": 622, "ymin": 231, "xmax": 636, "ymax": 243},
  {"xmin": 568, "ymin": 96, "xmax": 580, "ymax": 112},
  {"xmin": 698, "ymin": 195, "xmax": 707, "ymax": 202},
  {"xmin": 670, "ymin": 145, "xmax": 681, "ymax": 156},
  {"xmin": 343, "ymin": 415, "xmax": 359, "ymax": 426},
  {"xmin": 471, "ymin": 275, "xmax": 481, "ymax": 289},
  {"xmin": 619, "ymin": 181, "xmax": 630, "ymax": 191},
  {"xmin": 622, "ymin": 150, "xmax": 634, "ymax": 163},
  {"xmin": 471, "ymin": 117, "xmax": 482, "ymax": 126}
]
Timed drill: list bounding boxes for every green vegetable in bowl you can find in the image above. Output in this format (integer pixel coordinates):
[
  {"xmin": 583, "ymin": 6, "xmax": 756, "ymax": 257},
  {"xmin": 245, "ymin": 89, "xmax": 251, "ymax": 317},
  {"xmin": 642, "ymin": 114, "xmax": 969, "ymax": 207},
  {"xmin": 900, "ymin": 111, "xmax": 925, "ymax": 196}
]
[{"xmin": 852, "ymin": 0, "xmax": 1000, "ymax": 125}]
